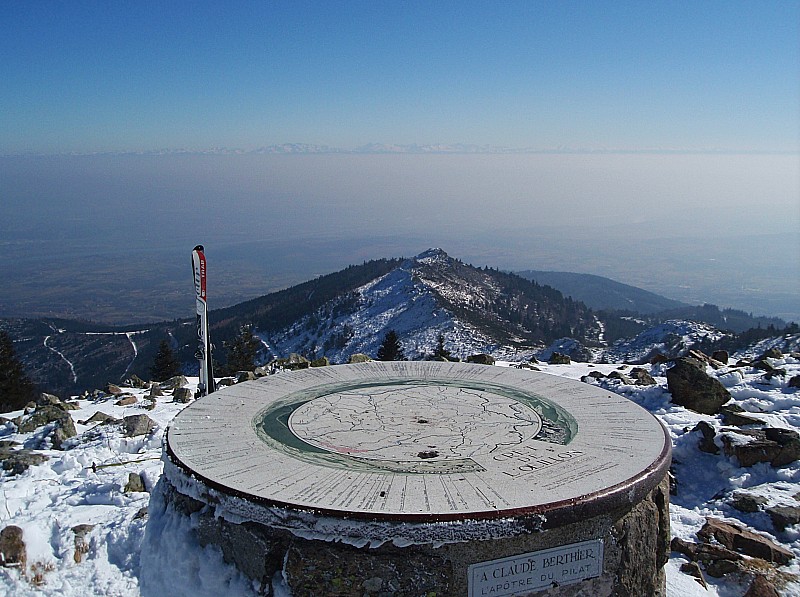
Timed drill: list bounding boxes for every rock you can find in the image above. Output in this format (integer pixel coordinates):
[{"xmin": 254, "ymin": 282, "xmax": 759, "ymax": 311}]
[
  {"xmin": 254, "ymin": 366, "xmax": 269, "ymax": 377},
  {"xmin": 106, "ymin": 383, "xmax": 123, "ymax": 395},
  {"xmin": 286, "ymin": 354, "xmax": 310, "ymax": 370},
  {"xmin": 721, "ymin": 427, "xmax": 800, "ymax": 467},
  {"xmin": 16, "ymin": 405, "xmax": 76, "ymax": 448},
  {"xmin": 172, "ymin": 387, "xmax": 193, "ymax": 403},
  {"xmin": 588, "ymin": 370, "xmax": 606, "ymax": 379},
  {"xmin": 753, "ymin": 360, "xmax": 786, "ymax": 377},
  {"xmin": 666, "ymin": 357, "xmax": 731, "ymax": 414},
  {"xmin": 51, "ymin": 425, "xmax": 73, "ymax": 450},
  {"xmin": 122, "ymin": 414, "xmax": 155, "ymax": 437},
  {"xmin": 697, "ymin": 518, "xmax": 794, "ymax": 565},
  {"xmin": 650, "ymin": 353, "xmax": 670, "ymax": 365},
  {"xmin": 730, "ymin": 492, "xmax": 767, "ymax": 513},
  {"xmin": 72, "ymin": 524, "xmax": 94, "ymax": 564},
  {"xmin": 0, "ymin": 446, "xmax": 48, "ymax": 475},
  {"xmin": 0, "ymin": 525, "xmax": 26, "ymax": 569},
  {"xmin": 216, "ymin": 377, "xmax": 236, "ymax": 387},
  {"xmin": 148, "ymin": 385, "xmax": 164, "ymax": 397},
  {"xmin": 788, "ymin": 375, "xmax": 800, "ymax": 389},
  {"xmin": 466, "ymin": 353, "xmax": 495, "ymax": 365},
  {"xmin": 124, "ymin": 374, "xmax": 148, "ymax": 389},
  {"xmin": 607, "ymin": 370, "xmax": 634, "ymax": 384},
  {"xmin": 36, "ymin": 393, "xmax": 64, "ymax": 408},
  {"xmin": 143, "ymin": 398, "xmax": 156, "ymax": 411},
  {"xmin": 712, "ymin": 350, "xmax": 729, "ymax": 364},
  {"xmin": 347, "ymin": 353, "xmax": 372, "ymax": 364},
  {"xmin": 236, "ymin": 371, "xmax": 256, "ymax": 383},
  {"xmin": 744, "ymin": 574, "xmax": 780, "ymax": 597},
  {"xmin": 679, "ymin": 561, "xmax": 707, "ymax": 588},
  {"xmin": 362, "ymin": 576, "xmax": 383, "ymax": 592},
  {"xmin": 630, "ymin": 367, "xmax": 656, "ymax": 385},
  {"xmin": 720, "ymin": 405, "xmax": 764, "ymax": 427},
  {"xmin": 124, "ymin": 472, "xmax": 147, "ymax": 493},
  {"xmin": 670, "ymin": 536, "xmax": 742, "ymax": 563},
  {"xmin": 17, "ymin": 405, "xmax": 66, "ymax": 432},
  {"xmin": 311, "ymin": 357, "xmax": 329, "ymax": 367},
  {"xmin": 692, "ymin": 421, "xmax": 720, "ymax": 454},
  {"xmin": 160, "ymin": 375, "xmax": 188, "ymax": 390},
  {"xmin": 704, "ymin": 558, "xmax": 739, "ymax": 578},
  {"xmin": 79, "ymin": 411, "xmax": 119, "ymax": 426},
  {"xmin": 671, "ymin": 537, "xmax": 698, "ymax": 559},
  {"xmin": 766, "ymin": 505, "xmax": 800, "ymax": 531},
  {"xmin": 688, "ymin": 349, "xmax": 725, "ymax": 369},
  {"xmin": 134, "ymin": 507, "xmax": 148, "ymax": 520},
  {"xmin": 760, "ymin": 348, "xmax": 783, "ymax": 360},
  {"xmin": 114, "ymin": 395, "xmax": 137, "ymax": 406},
  {"xmin": 548, "ymin": 352, "xmax": 570, "ymax": 365}
]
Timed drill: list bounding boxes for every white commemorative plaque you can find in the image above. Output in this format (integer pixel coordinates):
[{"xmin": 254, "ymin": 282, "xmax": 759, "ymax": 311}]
[{"xmin": 468, "ymin": 539, "xmax": 604, "ymax": 596}]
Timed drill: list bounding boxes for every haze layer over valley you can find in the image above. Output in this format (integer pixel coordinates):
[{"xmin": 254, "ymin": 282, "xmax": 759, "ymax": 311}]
[{"xmin": 2, "ymin": 152, "xmax": 797, "ymax": 324}]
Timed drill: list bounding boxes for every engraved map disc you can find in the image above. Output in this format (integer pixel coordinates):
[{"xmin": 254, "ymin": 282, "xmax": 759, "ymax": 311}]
[{"xmin": 166, "ymin": 361, "xmax": 670, "ymax": 522}]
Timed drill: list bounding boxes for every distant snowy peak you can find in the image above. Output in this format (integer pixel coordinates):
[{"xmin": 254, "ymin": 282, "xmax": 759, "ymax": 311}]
[{"xmin": 412, "ymin": 248, "xmax": 450, "ymax": 265}]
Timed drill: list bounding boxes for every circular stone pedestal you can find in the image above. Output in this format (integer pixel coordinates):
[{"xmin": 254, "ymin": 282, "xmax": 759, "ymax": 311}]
[{"xmin": 164, "ymin": 362, "xmax": 671, "ymax": 596}]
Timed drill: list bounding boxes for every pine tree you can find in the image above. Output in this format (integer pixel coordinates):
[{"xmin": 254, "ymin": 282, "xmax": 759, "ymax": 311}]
[
  {"xmin": 223, "ymin": 324, "xmax": 261, "ymax": 374},
  {"xmin": 0, "ymin": 330, "xmax": 37, "ymax": 412},
  {"xmin": 376, "ymin": 330, "xmax": 405, "ymax": 361},
  {"xmin": 150, "ymin": 339, "xmax": 182, "ymax": 382},
  {"xmin": 432, "ymin": 333, "xmax": 452, "ymax": 360}
]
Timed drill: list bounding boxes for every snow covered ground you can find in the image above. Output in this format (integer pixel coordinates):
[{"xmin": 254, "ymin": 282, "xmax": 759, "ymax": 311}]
[{"xmin": 1, "ymin": 354, "xmax": 800, "ymax": 596}]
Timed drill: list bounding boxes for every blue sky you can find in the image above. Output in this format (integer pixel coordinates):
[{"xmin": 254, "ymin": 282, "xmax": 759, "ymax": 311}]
[{"xmin": 1, "ymin": 1, "xmax": 798, "ymax": 154}]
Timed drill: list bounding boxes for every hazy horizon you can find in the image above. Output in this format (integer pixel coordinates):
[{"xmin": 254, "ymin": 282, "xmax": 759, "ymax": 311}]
[
  {"xmin": 1, "ymin": 152, "xmax": 798, "ymax": 323},
  {"xmin": 1, "ymin": 3, "xmax": 798, "ymax": 323}
]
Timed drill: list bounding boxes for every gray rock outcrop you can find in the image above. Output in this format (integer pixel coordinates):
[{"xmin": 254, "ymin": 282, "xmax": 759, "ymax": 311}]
[
  {"xmin": 666, "ymin": 358, "xmax": 731, "ymax": 415},
  {"xmin": 122, "ymin": 414, "xmax": 155, "ymax": 437}
]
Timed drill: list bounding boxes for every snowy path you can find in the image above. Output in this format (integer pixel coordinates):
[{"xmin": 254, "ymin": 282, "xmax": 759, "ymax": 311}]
[{"xmin": 43, "ymin": 335, "xmax": 78, "ymax": 384}]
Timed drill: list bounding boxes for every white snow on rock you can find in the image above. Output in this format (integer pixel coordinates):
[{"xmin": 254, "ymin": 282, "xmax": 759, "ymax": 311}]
[{"xmin": 1, "ymin": 350, "xmax": 800, "ymax": 595}]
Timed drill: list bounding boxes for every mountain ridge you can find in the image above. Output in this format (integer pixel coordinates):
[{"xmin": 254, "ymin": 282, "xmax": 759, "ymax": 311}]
[{"xmin": 1, "ymin": 249, "xmax": 792, "ymax": 397}]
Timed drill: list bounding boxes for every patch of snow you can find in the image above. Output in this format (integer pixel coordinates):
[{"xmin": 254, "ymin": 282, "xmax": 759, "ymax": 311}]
[{"xmin": 2, "ymin": 345, "xmax": 800, "ymax": 595}]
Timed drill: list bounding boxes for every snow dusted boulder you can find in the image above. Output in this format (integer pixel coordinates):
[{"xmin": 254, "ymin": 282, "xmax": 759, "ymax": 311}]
[
  {"xmin": 172, "ymin": 387, "xmax": 192, "ymax": 403},
  {"xmin": 35, "ymin": 392, "xmax": 64, "ymax": 407},
  {"xmin": 122, "ymin": 414, "xmax": 155, "ymax": 437},
  {"xmin": 697, "ymin": 518, "xmax": 794, "ymax": 565},
  {"xmin": 124, "ymin": 472, "xmax": 147, "ymax": 493},
  {"xmin": 123, "ymin": 374, "xmax": 148, "ymax": 389},
  {"xmin": 347, "ymin": 353, "xmax": 372, "ymax": 363},
  {"xmin": 666, "ymin": 357, "xmax": 731, "ymax": 415},
  {"xmin": 0, "ymin": 442, "xmax": 48, "ymax": 475},
  {"xmin": 548, "ymin": 351, "xmax": 571, "ymax": 365},
  {"xmin": 15, "ymin": 404, "xmax": 76, "ymax": 448},
  {"xmin": 78, "ymin": 411, "xmax": 119, "ymax": 426},
  {"xmin": 466, "ymin": 353, "xmax": 495, "ymax": 365},
  {"xmin": 236, "ymin": 371, "xmax": 256, "ymax": 383},
  {"xmin": 160, "ymin": 375, "xmax": 188, "ymax": 390},
  {"xmin": 720, "ymin": 427, "xmax": 800, "ymax": 468},
  {"xmin": 766, "ymin": 505, "xmax": 800, "ymax": 532}
]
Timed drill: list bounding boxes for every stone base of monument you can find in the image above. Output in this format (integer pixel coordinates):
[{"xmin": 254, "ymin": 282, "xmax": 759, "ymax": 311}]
[
  {"xmin": 162, "ymin": 474, "xmax": 669, "ymax": 596},
  {"xmin": 162, "ymin": 362, "xmax": 671, "ymax": 596}
]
